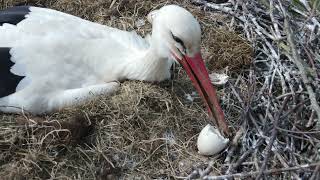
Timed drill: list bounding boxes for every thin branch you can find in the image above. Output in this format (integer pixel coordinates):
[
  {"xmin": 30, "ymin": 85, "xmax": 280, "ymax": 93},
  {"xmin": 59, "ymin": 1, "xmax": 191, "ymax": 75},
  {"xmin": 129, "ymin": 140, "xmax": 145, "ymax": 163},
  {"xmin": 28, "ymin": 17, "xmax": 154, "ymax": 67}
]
[
  {"xmin": 191, "ymin": 0, "xmax": 246, "ymax": 22},
  {"xmin": 281, "ymin": 5, "xmax": 320, "ymax": 126},
  {"xmin": 203, "ymin": 162, "xmax": 320, "ymax": 180},
  {"xmin": 256, "ymin": 96, "xmax": 290, "ymax": 179},
  {"xmin": 228, "ymin": 138, "xmax": 264, "ymax": 174}
]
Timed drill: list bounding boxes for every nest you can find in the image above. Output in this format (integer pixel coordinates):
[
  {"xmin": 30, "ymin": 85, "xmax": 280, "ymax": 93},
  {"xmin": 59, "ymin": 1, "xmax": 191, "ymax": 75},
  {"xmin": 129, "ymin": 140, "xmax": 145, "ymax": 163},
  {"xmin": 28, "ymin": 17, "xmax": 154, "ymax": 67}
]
[
  {"xmin": 204, "ymin": 27, "xmax": 253, "ymax": 72},
  {"xmin": 0, "ymin": 1, "xmax": 251, "ymax": 178},
  {"xmin": 1, "ymin": 81, "xmax": 215, "ymax": 179},
  {"xmin": 4, "ymin": 0, "xmax": 318, "ymax": 179}
]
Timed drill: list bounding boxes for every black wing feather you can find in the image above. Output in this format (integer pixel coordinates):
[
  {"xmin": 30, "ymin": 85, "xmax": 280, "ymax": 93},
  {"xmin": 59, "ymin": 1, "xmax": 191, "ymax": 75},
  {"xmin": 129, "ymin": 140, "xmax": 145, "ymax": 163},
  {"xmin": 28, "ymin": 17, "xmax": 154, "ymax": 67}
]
[
  {"xmin": 0, "ymin": 6, "xmax": 31, "ymax": 25},
  {"xmin": 0, "ymin": 48, "xmax": 25, "ymax": 98}
]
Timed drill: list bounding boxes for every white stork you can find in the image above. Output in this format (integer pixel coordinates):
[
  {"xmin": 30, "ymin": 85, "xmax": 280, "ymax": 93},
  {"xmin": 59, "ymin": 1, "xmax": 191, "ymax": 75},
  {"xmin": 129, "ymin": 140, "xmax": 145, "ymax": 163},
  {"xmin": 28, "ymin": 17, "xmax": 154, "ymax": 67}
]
[{"xmin": 0, "ymin": 5, "xmax": 230, "ymax": 136}]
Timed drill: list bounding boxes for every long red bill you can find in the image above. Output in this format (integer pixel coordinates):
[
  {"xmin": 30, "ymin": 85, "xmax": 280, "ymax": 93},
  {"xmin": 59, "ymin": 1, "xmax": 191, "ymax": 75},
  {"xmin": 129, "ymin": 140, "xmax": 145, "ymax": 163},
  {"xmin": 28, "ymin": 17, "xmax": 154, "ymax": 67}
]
[{"xmin": 177, "ymin": 53, "xmax": 230, "ymax": 137}]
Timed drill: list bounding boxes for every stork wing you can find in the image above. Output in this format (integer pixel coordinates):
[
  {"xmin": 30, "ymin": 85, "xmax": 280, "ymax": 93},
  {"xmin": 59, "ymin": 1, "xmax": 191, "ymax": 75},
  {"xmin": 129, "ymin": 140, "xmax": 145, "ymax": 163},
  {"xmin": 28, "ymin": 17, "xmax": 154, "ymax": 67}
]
[
  {"xmin": 0, "ymin": 6, "xmax": 116, "ymax": 38},
  {"xmin": 0, "ymin": 6, "xmax": 149, "ymax": 49},
  {"xmin": 0, "ymin": 6, "xmax": 149, "ymax": 98}
]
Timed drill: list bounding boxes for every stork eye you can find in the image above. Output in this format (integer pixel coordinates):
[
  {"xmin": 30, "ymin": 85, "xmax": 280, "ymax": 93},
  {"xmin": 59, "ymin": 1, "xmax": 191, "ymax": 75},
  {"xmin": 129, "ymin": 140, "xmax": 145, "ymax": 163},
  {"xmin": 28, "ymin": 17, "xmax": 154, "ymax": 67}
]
[{"xmin": 171, "ymin": 32, "xmax": 186, "ymax": 54}]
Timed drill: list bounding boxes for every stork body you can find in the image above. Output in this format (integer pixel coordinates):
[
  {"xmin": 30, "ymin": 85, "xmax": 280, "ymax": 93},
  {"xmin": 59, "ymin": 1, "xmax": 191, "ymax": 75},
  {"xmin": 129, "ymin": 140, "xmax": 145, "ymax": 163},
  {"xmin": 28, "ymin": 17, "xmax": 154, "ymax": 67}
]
[
  {"xmin": 0, "ymin": 5, "xmax": 230, "ymax": 136},
  {"xmin": 0, "ymin": 6, "xmax": 173, "ymax": 114}
]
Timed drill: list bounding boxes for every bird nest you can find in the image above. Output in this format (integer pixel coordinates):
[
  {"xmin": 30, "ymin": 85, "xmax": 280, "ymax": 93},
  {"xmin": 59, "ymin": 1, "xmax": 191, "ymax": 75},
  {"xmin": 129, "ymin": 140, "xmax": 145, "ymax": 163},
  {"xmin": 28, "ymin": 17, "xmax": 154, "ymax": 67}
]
[
  {"xmin": 0, "ymin": 0, "xmax": 250, "ymax": 178},
  {"xmin": 1, "ymin": 0, "xmax": 319, "ymax": 179},
  {"xmin": 0, "ymin": 81, "xmax": 213, "ymax": 179}
]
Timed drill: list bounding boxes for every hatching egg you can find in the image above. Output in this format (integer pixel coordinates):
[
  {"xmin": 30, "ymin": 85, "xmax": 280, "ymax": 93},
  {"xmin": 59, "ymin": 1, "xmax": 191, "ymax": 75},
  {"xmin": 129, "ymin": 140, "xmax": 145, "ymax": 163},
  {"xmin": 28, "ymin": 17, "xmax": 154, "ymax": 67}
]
[{"xmin": 197, "ymin": 124, "xmax": 229, "ymax": 156}]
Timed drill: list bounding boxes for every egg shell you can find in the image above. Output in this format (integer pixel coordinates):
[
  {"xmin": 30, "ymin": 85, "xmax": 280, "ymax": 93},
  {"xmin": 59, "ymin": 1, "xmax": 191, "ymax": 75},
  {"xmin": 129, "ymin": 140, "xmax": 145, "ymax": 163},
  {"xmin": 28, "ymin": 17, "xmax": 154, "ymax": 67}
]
[{"xmin": 197, "ymin": 124, "xmax": 229, "ymax": 156}]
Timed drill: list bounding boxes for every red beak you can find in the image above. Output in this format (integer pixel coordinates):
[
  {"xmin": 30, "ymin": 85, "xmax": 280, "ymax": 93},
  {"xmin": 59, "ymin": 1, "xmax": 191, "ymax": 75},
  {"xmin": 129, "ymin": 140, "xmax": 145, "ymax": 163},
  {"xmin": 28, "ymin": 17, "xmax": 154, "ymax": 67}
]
[{"xmin": 176, "ymin": 53, "xmax": 230, "ymax": 137}]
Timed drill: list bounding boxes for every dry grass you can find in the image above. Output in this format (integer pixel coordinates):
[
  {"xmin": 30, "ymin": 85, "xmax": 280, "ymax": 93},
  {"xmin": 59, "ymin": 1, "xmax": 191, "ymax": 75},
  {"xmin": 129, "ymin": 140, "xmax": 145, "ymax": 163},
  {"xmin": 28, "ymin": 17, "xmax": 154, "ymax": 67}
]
[
  {"xmin": 0, "ymin": 82, "xmax": 213, "ymax": 179},
  {"xmin": 204, "ymin": 27, "xmax": 253, "ymax": 72},
  {"xmin": 0, "ymin": 0, "xmax": 253, "ymax": 179}
]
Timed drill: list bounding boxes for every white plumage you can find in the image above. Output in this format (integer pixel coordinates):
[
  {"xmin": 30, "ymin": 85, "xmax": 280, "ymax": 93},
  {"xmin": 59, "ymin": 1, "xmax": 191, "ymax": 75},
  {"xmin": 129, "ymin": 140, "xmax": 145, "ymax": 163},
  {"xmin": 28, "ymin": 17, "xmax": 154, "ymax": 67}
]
[
  {"xmin": 0, "ymin": 4, "xmax": 231, "ymax": 136},
  {"xmin": 0, "ymin": 5, "xmax": 200, "ymax": 114}
]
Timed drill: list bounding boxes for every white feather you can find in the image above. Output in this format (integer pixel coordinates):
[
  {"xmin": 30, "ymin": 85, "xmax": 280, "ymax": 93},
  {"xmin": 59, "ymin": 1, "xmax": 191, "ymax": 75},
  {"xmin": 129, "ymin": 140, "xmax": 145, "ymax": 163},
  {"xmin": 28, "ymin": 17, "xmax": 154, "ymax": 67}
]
[{"xmin": 0, "ymin": 5, "xmax": 201, "ymax": 114}]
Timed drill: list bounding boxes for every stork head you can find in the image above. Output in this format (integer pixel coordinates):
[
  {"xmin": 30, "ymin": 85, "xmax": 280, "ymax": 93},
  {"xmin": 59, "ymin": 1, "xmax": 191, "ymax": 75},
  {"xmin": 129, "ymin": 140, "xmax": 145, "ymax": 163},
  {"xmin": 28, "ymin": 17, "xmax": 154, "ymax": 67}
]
[
  {"xmin": 149, "ymin": 5, "xmax": 201, "ymax": 59},
  {"xmin": 149, "ymin": 5, "xmax": 230, "ymax": 137}
]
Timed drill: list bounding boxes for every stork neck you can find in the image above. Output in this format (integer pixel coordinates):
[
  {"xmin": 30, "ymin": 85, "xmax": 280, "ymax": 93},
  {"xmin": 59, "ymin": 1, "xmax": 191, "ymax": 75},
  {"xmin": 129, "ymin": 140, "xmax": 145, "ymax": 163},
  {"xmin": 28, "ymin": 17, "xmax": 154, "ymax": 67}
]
[{"xmin": 124, "ymin": 46, "xmax": 172, "ymax": 82}]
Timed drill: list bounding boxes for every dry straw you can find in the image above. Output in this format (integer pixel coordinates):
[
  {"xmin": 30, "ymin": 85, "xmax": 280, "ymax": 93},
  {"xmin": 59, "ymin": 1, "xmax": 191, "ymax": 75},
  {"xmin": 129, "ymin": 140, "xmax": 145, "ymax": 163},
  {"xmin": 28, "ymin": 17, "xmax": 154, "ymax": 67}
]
[{"xmin": 2, "ymin": 0, "xmax": 317, "ymax": 179}]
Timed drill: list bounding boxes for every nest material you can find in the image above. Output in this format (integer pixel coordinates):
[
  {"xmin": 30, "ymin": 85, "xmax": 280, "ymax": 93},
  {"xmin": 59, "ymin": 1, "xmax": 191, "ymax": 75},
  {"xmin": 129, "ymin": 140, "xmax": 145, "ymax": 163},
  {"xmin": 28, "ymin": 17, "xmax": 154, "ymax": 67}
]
[
  {"xmin": 0, "ymin": 81, "xmax": 213, "ymax": 179},
  {"xmin": 1, "ymin": 0, "xmax": 319, "ymax": 179},
  {"xmin": 204, "ymin": 27, "xmax": 253, "ymax": 71},
  {"xmin": 0, "ymin": 0, "xmax": 255, "ymax": 179}
]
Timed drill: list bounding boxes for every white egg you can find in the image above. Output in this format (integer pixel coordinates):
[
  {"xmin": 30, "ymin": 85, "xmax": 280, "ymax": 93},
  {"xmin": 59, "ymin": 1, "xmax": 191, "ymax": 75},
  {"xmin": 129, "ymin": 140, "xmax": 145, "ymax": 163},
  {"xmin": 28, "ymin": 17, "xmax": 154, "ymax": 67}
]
[{"xmin": 197, "ymin": 124, "xmax": 229, "ymax": 156}]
